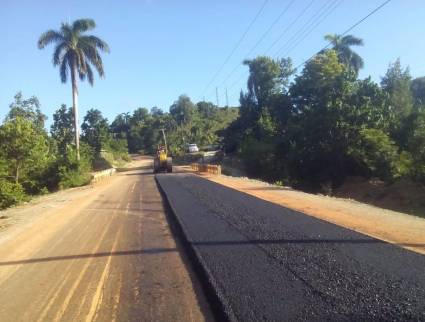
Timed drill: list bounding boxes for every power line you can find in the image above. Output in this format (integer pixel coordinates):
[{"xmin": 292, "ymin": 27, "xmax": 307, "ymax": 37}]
[
  {"xmin": 224, "ymin": 0, "xmax": 319, "ymax": 100},
  {"xmin": 219, "ymin": 0, "xmax": 313, "ymax": 101},
  {"xmin": 273, "ymin": 0, "xmax": 337, "ymax": 57},
  {"xmin": 294, "ymin": 0, "xmax": 393, "ymax": 70},
  {"xmin": 218, "ymin": 0, "xmax": 296, "ymax": 89},
  {"xmin": 264, "ymin": 0, "xmax": 316, "ymax": 56},
  {"xmin": 200, "ymin": 0, "xmax": 269, "ymax": 100},
  {"xmin": 279, "ymin": 0, "xmax": 344, "ymax": 58},
  {"xmin": 227, "ymin": 0, "xmax": 331, "ymax": 100},
  {"xmin": 229, "ymin": 0, "xmax": 392, "ymax": 104}
]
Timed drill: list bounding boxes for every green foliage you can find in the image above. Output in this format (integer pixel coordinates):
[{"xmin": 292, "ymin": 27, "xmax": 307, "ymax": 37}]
[
  {"xmin": 411, "ymin": 77, "xmax": 425, "ymax": 107},
  {"xmin": 408, "ymin": 110, "xmax": 425, "ymax": 183},
  {"xmin": 170, "ymin": 95, "xmax": 196, "ymax": 126},
  {"xmin": 0, "ymin": 179, "xmax": 26, "ymax": 209},
  {"xmin": 324, "ymin": 34, "xmax": 364, "ymax": 74},
  {"xmin": 224, "ymin": 43, "xmax": 425, "ymax": 191},
  {"xmin": 0, "ymin": 117, "xmax": 48, "ymax": 185},
  {"xmin": 381, "ymin": 58, "xmax": 413, "ymax": 119},
  {"xmin": 81, "ymin": 108, "xmax": 111, "ymax": 153},
  {"xmin": 349, "ymin": 129, "xmax": 411, "ymax": 181},
  {"xmin": 51, "ymin": 104, "xmax": 74, "ymax": 155},
  {"xmin": 6, "ymin": 92, "xmax": 47, "ymax": 130},
  {"xmin": 119, "ymin": 97, "xmax": 237, "ymax": 156},
  {"xmin": 240, "ymin": 136, "xmax": 284, "ymax": 182},
  {"xmin": 56, "ymin": 144, "xmax": 93, "ymax": 189}
]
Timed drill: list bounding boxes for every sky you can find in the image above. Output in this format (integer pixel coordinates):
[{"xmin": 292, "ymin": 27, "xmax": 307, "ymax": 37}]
[{"xmin": 1, "ymin": 0, "xmax": 424, "ymax": 128}]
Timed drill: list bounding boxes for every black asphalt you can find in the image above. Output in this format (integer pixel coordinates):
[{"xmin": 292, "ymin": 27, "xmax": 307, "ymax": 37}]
[{"xmin": 156, "ymin": 173, "xmax": 425, "ymax": 322}]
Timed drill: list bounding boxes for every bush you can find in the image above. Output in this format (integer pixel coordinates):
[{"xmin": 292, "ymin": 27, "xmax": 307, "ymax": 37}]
[
  {"xmin": 0, "ymin": 179, "xmax": 26, "ymax": 209},
  {"xmin": 57, "ymin": 144, "xmax": 93, "ymax": 189},
  {"xmin": 239, "ymin": 136, "xmax": 286, "ymax": 182},
  {"xmin": 107, "ymin": 138, "xmax": 131, "ymax": 161},
  {"xmin": 349, "ymin": 128, "xmax": 411, "ymax": 181}
]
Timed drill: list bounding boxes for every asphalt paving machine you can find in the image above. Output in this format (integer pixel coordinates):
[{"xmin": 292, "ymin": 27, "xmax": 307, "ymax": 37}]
[{"xmin": 153, "ymin": 129, "xmax": 172, "ymax": 173}]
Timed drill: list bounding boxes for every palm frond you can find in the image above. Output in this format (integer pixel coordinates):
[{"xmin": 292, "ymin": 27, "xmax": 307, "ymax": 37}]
[
  {"xmin": 79, "ymin": 43, "xmax": 105, "ymax": 77},
  {"xmin": 52, "ymin": 42, "xmax": 68, "ymax": 66},
  {"xmin": 76, "ymin": 48, "xmax": 87, "ymax": 74},
  {"xmin": 324, "ymin": 33, "xmax": 338, "ymax": 44},
  {"xmin": 79, "ymin": 35, "xmax": 110, "ymax": 53},
  {"xmin": 86, "ymin": 63, "xmax": 95, "ymax": 86},
  {"xmin": 60, "ymin": 23, "xmax": 73, "ymax": 40},
  {"xmin": 39, "ymin": 18, "xmax": 108, "ymax": 86},
  {"xmin": 37, "ymin": 30, "xmax": 64, "ymax": 49},
  {"xmin": 59, "ymin": 54, "xmax": 69, "ymax": 83},
  {"xmin": 351, "ymin": 52, "xmax": 364, "ymax": 70},
  {"xmin": 72, "ymin": 19, "xmax": 96, "ymax": 33},
  {"xmin": 342, "ymin": 35, "xmax": 364, "ymax": 47}
]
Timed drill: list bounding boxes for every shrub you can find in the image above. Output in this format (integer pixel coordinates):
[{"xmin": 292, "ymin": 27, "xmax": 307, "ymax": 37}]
[
  {"xmin": 349, "ymin": 128, "xmax": 411, "ymax": 181},
  {"xmin": 57, "ymin": 144, "xmax": 93, "ymax": 189},
  {"xmin": 0, "ymin": 179, "xmax": 26, "ymax": 209},
  {"xmin": 239, "ymin": 136, "xmax": 285, "ymax": 182}
]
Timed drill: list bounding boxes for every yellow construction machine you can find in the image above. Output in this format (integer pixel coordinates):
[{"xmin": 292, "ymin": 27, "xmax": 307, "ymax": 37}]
[{"xmin": 153, "ymin": 129, "xmax": 172, "ymax": 173}]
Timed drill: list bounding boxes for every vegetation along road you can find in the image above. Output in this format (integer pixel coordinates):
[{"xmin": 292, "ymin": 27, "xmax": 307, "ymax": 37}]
[{"xmin": 0, "ymin": 156, "xmax": 211, "ymax": 322}]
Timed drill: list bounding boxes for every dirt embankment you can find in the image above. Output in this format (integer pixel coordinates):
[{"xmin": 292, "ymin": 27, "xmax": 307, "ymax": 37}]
[{"xmin": 333, "ymin": 176, "xmax": 425, "ymax": 218}]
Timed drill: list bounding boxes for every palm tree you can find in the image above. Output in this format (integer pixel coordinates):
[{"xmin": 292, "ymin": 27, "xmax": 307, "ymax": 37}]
[
  {"xmin": 324, "ymin": 34, "xmax": 364, "ymax": 74},
  {"xmin": 38, "ymin": 18, "xmax": 109, "ymax": 160}
]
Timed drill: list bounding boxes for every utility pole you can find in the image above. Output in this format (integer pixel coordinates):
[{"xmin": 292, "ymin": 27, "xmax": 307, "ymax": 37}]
[
  {"xmin": 215, "ymin": 87, "xmax": 219, "ymax": 107},
  {"xmin": 225, "ymin": 87, "xmax": 229, "ymax": 108}
]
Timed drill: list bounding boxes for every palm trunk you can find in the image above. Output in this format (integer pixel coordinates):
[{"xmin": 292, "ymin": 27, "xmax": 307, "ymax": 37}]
[{"xmin": 71, "ymin": 63, "xmax": 80, "ymax": 161}]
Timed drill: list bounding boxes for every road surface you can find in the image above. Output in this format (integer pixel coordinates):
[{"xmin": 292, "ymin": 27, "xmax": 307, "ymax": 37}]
[
  {"xmin": 0, "ymin": 157, "xmax": 210, "ymax": 322},
  {"xmin": 156, "ymin": 173, "xmax": 425, "ymax": 321}
]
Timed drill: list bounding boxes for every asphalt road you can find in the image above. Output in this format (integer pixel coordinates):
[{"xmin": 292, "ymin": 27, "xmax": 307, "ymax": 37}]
[
  {"xmin": 156, "ymin": 173, "xmax": 425, "ymax": 321},
  {"xmin": 0, "ymin": 158, "xmax": 209, "ymax": 322}
]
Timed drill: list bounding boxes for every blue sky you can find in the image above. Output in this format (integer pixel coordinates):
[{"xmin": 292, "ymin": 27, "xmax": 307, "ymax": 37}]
[{"xmin": 1, "ymin": 0, "xmax": 424, "ymax": 128}]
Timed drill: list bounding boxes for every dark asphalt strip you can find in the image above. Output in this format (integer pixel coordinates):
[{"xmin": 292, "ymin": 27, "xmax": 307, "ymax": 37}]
[{"xmin": 156, "ymin": 173, "xmax": 425, "ymax": 322}]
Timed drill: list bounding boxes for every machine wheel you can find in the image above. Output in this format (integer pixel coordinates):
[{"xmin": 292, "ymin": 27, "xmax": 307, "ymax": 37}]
[
  {"xmin": 166, "ymin": 157, "xmax": 173, "ymax": 173},
  {"xmin": 153, "ymin": 158, "xmax": 159, "ymax": 173}
]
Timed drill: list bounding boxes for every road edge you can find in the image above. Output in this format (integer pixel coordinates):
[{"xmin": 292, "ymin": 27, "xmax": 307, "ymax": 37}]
[{"xmin": 154, "ymin": 174, "xmax": 236, "ymax": 322}]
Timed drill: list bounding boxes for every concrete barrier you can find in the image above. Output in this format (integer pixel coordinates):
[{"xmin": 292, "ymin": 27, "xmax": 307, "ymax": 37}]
[
  {"xmin": 91, "ymin": 168, "xmax": 116, "ymax": 184},
  {"xmin": 190, "ymin": 163, "xmax": 221, "ymax": 175}
]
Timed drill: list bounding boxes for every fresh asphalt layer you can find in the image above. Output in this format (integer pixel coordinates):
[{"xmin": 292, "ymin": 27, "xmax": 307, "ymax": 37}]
[{"xmin": 156, "ymin": 173, "xmax": 425, "ymax": 321}]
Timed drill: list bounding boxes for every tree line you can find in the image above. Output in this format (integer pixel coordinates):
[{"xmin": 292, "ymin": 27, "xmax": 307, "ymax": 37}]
[
  {"xmin": 0, "ymin": 92, "xmax": 237, "ymax": 209},
  {"xmin": 223, "ymin": 34, "xmax": 425, "ymax": 192},
  {"xmin": 0, "ymin": 92, "xmax": 132, "ymax": 209},
  {"xmin": 110, "ymin": 96, "xmax": 238, "ymax": 156}
]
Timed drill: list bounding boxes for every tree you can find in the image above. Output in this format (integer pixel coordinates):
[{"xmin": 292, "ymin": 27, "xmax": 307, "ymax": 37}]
[
  {"xmin": 111, "ymin": 113, "xmax": 131, "ymax": 139},
  {"xmin": 288, "ymin": 50, "xmax": 354, "ymax": 187},
  {"xmin": 349, "ymin": 128, "xmax": 411, "ymax": 181},
  {"xmin": 51, "ymin": 104, "xmax": 75, "ymax": 155},
  {"xmin": 6, "ymin": 92, "xmax": 47, "ymax": 130},
  {"xmin": 0, "ymin": 117, "xmax": 48, "ymax": 184},
  {"xmin": 242, "ymin": 56, "xmax": 285, "ymax": 110},
  {"xmin": 38, "ymin": 18, "xmax": 110, "ymax": 160},
  {"xmin": 169, "ymin": 95, "xmax": 196, "ymax": 126},
  {"xmin": 324, "ymin": 34, "xmax": 364, "ymax": 74},
  {"xmin": 381, "ymin": 58, "xmax": 414, "ymax": 147},
  {"xmin": 196, "ymin": 101, "xmax": 217, "ymax": 119},
  {"xmin": 411, "ymin": 77, "xmax": 425, "ymax": 107},
  {"xmin": 81, "ymin": 109, "xmax": 111, "ymax": 153}
]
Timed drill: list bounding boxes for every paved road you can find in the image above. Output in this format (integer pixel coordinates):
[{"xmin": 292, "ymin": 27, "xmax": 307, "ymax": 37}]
[
  {"xmin": 156, "ymin": 173, "xmax": 425, "ymax": 321},
  {"xmin": 0, "ymin": 158, "xmax": 210, "ymax": 322}
]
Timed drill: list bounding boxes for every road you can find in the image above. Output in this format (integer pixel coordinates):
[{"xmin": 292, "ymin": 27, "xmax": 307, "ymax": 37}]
[
  {"xmin": 156, "ymin": 173, "xmax": 425, "ymax": 321},
  {"xmin": 0, "ymin": 157, "xmax": 210, "ymax": 322}
]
